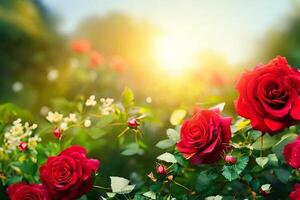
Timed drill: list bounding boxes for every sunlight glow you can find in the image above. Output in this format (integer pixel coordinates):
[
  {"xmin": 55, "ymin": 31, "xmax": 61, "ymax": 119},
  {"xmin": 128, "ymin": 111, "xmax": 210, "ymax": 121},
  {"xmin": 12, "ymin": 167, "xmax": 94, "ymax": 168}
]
[{"xmin": 153, "ymin": 32, "xmax": 198, "ymax": 75}]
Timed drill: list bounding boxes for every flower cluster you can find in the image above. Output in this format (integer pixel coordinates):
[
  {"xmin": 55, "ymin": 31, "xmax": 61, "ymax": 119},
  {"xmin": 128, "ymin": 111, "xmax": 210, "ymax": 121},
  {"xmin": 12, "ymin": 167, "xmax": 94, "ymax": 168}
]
[
  {"xmin": 70, "ymin": 39, "xmax": 127, "ymax": 72},
  {"xmin": 7, "ymin": 145, "xmax": 100, "ymax": 200},
  {"xmin": 3, "ymin": 119, "xmax": 39, "ymax": 153}
]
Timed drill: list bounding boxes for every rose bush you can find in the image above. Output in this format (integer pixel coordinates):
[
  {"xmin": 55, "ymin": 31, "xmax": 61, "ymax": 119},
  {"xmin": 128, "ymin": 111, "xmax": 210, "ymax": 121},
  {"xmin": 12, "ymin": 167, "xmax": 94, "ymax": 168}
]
[
  {"xmin": 40, "ymin": 146, "xmax": 99, "ymax": 200},
  {"xmin": 235, "ymin": 56, "xmax": 300, "ymax": 135},
  {"xmin": 1, "ymin": 55, "xmax": 300, "ymax": 199}
]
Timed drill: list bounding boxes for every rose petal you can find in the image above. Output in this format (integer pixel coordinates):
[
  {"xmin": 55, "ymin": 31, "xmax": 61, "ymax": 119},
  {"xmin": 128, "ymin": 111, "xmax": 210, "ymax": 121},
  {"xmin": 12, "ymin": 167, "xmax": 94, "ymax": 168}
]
[{"xmin": 290, "ymin": 97, "xmax": 300, "ymax": 120}]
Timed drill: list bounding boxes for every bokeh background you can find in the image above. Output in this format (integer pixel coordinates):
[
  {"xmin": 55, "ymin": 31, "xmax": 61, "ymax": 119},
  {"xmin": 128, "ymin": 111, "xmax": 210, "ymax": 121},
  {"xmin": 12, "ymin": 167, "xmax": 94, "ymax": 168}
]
[{"xmin": 1, "ymin": 0, "xmax": 300, "ymax": 198}]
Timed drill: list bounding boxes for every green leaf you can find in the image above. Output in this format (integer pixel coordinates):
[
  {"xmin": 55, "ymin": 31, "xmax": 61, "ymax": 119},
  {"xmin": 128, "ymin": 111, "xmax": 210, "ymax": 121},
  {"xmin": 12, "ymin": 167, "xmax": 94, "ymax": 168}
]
[
  {"xmin": 157, "ymin": 152, "xmax": 177, "ymax": 163},
  {"xmin": 267, "ymin": 153, "xmax": 278, "ymax": 166},
  {"xmin": 272, "ymin": 133, "xmax": 297, "ymax": 160},
  {"xmin": 236, "ymin": 156, "xmax": 249, "ymax": 174},
  {"xmin": 156, "ymin": 139, "xmax": 175, "ymax": 149},
  {"xmin": 121, "ymin": 143, "xmax": 144, "ymax": 156},
  {"xmin": 88, "ymin": 128, "xmax": 107, "ymax": 139},
  {"xmin": 209, "ymin": 102, "xmax": 225, "ymax": 112},
  {"xmin": 274, "ymin": 168, "xmax": 291, "ymax": 183},
  {"xmin": 169, "ymin": 109, "xmax": 186, "ymax": 126},
  {"xmin": 107, "ymin": 192, "xmax": 116, "ymax": 198},
  {"xmin": 121, "ymin": 87, "xmax": 134, "ymax": 109},
  {"xmin": 222, "ymin": 165, "xmax": 239, "ymax": 181},
  {"xmin": 0, "ymin": 103, "xmax": 32, "ymax": 125},
  {"xmin": 256, "ymin": 157, "xmax": 269, "ymax": 168},
  {"xmin": 5, "ymin": 176, "xmax": 22, "ymax": 185},
  {"xmin": 110, "ymin": 176, "xmax": 135, "ymax": 194},
  {"xmin": 143, "ymin": 191, "xmax": 156, "ymax": 199},
  {"xmin": 166, "ymin": 128, "xmax": 180, "ymax": 143},
  {"xmin": 96, "ymin": 115, "xmax": 116, "ymax": 128},
  {"xmin": 252, "ymin": 134, "xmax": 277, "ymax": 150}
]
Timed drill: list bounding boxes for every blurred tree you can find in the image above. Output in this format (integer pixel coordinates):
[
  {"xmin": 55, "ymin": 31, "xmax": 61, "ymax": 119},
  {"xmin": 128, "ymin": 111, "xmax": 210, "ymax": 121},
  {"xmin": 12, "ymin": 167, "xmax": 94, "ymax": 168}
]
[
  {"xmin": 74, "ymin": 12, "xmax": 159, "ymax": 66},
  {"xmin": 0, "ymin": 0, "xmax": 67, "ymax": 109},
  {"xmin": 260, "ymin": 2, "xmax": 300, "ymax": 68}
]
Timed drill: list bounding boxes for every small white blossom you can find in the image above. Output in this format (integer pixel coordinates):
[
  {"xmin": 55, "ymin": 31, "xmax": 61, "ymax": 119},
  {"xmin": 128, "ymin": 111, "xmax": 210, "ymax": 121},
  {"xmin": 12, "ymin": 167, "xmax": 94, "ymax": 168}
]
[
  {"xmin": 60, "ymin": 122, "xmax": 68, "ymax": 131},
  {"xmin": 28, "ymin": 135, "xmax": 41, "ymax": 150},
  {"xmin": 46, "ymin": 111, "xmax": 63, "ymax": 123},
  {"xmin": 86, "ymin": 95, "xmax": 97, "ymax": 107},
  {"xmin": 84, "ymin": 119, "xmax": 92, "ymax": 127},
  {"xmin": 99, "ymin": 98, "xmax": 115, "ymax": 115},
  {"xmin": 40, "ymin": 106, "xmax": 50, "ymax": 116},
  {"xmin": 64, "ymin": 113, "xmax": 77, "ymax": 123},
  {"xmin": 47, "ymin": 68, "xmax": 59, "ymax": 81},
  {"xmin": 4, "ymin": 119, "xmax": 39, "ymax": 152},
  {"xmin": 146, "ymin": 97, "xmax": 152, "ymax": 103},
  {"xmin": 12, "ymin": 82, "xmax": 23, "ymax": 93}
]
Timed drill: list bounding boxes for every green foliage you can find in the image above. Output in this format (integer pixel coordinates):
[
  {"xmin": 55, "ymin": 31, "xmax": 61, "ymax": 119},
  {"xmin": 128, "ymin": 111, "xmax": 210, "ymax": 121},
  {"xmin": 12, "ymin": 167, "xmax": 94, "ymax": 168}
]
[{"xmin": 222, "ymin": 156, "xmax": 249, "ymax": 181}]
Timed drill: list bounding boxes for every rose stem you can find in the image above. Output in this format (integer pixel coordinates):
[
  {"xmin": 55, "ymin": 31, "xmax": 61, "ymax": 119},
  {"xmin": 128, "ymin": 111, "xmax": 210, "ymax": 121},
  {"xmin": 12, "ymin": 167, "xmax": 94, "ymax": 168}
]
[{"xmin": 92, "ymin": 185, "xmax": 111, "ymax": 191}]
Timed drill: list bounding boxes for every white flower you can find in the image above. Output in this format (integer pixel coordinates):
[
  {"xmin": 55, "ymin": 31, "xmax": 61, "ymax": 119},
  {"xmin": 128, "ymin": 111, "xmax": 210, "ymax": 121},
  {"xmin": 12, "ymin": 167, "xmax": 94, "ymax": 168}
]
[
  {"xmin": 99, "ymin": 98, "xmax": 115, "ymax": 115},
  {"xmin": 146, "ymin": 97, "xmax": 152, "ymax": 103},
  {"xmin": 40, "ymin": 106, "xmax": 50, "ymax": 116},
  {"xmin": 12, "ymin": 82, "xmax": 23, "ymax": 93},
  {"xmin": 46, "ymin": 111, "xmax": 63, "ymax": 123},
  {"xmin": 4, "ymin": 119, "xmax": 39, "ymax": 152},
  {"xmin": 28, "ymin": 135, "xmax": 41, "ymax": 150},
  {"xmin": 84, "ymin": 119, "xmax": 92, "ymax": 128},
  {"xmin": 47, "ymin": 69, "xmax": 59, "ymax": 81},
  {"xmin": 205, "ymin": 195, "xmax": 222, "ymax": 200},
  {"xmin": 86, "ymin": 95, "xmax": 97, "ymax": 107},
  {"xmin": 60, "ymin": 122, "xmax": 68, "ymax": 131},
  {"xmin": 64, "ymin": 113, "xmax": 77, "ymax": 123}
]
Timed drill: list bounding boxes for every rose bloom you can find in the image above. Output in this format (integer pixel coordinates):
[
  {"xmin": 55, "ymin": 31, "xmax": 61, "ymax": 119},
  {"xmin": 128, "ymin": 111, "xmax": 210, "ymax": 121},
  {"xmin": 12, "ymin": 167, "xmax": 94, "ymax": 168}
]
[
  {"xmin": 177, "ymin": 109, "xmax": 232, "ymax": 164},
  {"xmin": 283, "ymin": 135, "xmax": 300, "ymax": 171},
  {"xmin": 40, "ymin": 145, "xmax": 99, "ymax": 200},
  {"xmin": 289, "ymin": 183, "xmax": 300, "ymax": 200},
  {"xmin": 70, "ymin": 39, "xmax": 91, "ymax": 54},
  {"xmin": 235, "ymin": 56, "xmax": 300, "ymax": 135},
  {"xmin": 89, "ymin": 51, "xmax": 104, "ymax": 68},
  {"xmin": 7, "ymin": 183, "xmax": 50, "ymax": 200}
]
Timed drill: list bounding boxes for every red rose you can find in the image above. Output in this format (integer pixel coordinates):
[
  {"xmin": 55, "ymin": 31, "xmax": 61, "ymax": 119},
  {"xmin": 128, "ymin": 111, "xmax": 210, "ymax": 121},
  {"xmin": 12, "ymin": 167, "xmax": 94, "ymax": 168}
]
[
  {"xmin": 283, "ymin": 135, "xmax": 300, "ymax": 171},
  {"xmin": 89, "ymin": 51, "xmax": 104, "ymax": 68},
  {"xmin": 235, "ymin": 56, "xmax": 300, "ymax": 135},
  {"xmin": 40, "ymin": 145, "xmax": 99, "ymax": 200},
  {"xmin": 289, "ymin": 183, "xmax": 300, "ymax": 200},
  {"xmin": 70, "ymin": 39, "xmax": 90, "ymax": 54},
  {"xmin": 177, "ymin": 109, "xmax": 232, "ymax": 164},
  {"xmin": 7, "ymin": 183, "xmax": 50, "ymax": 200}
]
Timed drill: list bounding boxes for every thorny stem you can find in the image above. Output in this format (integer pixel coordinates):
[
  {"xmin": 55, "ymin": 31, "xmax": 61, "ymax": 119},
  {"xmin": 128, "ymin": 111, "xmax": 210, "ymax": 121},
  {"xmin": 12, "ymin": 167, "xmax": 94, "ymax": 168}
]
[
  {"xmin": 260, "ymin": 135, "xmax": 264, "ymax": 157},
  {"xmin": 118, "ymin": 127, "xmax": 130, "ymax": 137},
  {"xmin": 171, "ymin": 180, "xmax": 193, "ymax": 193}
]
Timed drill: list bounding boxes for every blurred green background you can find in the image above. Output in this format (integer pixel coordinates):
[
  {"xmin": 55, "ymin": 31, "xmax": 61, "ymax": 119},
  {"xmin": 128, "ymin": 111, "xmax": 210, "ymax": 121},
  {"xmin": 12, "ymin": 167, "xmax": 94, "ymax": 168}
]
[{"xmin": 0, "ymin": 0, "xmax": 300, "ymax": 198}]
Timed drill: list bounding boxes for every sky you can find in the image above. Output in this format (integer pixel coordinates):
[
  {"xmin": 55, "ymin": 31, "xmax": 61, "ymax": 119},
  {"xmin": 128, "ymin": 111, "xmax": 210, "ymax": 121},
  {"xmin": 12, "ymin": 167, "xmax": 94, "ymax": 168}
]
[{"xmin": 41, "ymin": 0, "xmax": 293, "ymax": 64}]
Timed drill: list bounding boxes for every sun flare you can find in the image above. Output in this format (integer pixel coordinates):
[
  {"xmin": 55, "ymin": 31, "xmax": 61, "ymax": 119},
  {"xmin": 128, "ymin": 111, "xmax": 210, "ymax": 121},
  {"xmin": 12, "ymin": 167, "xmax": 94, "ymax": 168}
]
[{"xmin": 153, "ymin": 32, "xmax": 198, "ymax": 75}]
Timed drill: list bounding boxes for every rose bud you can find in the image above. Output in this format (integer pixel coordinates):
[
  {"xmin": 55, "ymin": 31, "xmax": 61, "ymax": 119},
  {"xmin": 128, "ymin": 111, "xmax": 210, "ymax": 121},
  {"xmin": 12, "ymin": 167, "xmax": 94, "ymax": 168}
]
[
  {"xmin": 53, "ymin": 127, "xmax": 62, "ymax": 139},
  {"xmin": 156, "ymin": 164, "xmax": 167, "ymax": 175},
  {"xmin": 127, "ymin": 118, "xmax": 139, "ymax": 129},
  {"xmin": 225, "ymin": 155, "xmax": 236, "ymax": 165},
  {"xmin": 18, "ymin": 142, "xmax": 27, "ymax": 152},
  {"xmin": 260, "ymin": 184, "xmax": 271, "ymax": 196},
  {"xmin": 147, "ymin": 172, "xmax": 157, "ymax": 182}
]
